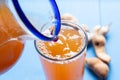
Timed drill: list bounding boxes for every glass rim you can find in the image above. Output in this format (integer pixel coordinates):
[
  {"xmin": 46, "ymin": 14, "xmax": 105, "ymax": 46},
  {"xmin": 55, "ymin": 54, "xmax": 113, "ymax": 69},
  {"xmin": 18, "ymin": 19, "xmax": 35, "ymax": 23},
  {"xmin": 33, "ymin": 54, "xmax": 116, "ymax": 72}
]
[{"xmin": 34, "ymin": 20, "xmax": 88, "ymax": 61}]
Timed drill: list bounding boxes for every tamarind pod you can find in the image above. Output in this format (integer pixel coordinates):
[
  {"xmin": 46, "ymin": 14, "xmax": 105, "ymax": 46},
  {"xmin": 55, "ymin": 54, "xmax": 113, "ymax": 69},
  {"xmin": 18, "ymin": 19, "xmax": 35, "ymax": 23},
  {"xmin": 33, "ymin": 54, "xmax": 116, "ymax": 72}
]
[
  {"xmin": 92, "ymin": 34, "xmax": 111, "ymax": 63},
  {"xmin": 61, "ymin": 13, "xmax": 78, "ymax": 23},
  {"xmin": 86, "ymin": 58, "xmax": 109, "ymax": 78}
]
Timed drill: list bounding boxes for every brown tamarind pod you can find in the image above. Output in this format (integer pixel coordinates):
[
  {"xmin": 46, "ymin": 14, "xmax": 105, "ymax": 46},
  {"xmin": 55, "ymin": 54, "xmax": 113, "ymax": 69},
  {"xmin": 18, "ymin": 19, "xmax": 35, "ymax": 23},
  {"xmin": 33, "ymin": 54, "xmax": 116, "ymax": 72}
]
[
  {"xmin": 86, "ymin": 58, "xmax": 109, "ymax": 78},
  {"xmin": 87, "ymin": 32, "xmax": 93, "ymax": 43},
  {"xmin": 92, "ymin": 34, "xmax": 111, "ymax": 63},
  {"xmin": 93, "ymin": 25, "xmax": 110, "ymax": 35},
  {"xmin": 61, "ymin": 13, "xmax": 78, "ymax": 23}
]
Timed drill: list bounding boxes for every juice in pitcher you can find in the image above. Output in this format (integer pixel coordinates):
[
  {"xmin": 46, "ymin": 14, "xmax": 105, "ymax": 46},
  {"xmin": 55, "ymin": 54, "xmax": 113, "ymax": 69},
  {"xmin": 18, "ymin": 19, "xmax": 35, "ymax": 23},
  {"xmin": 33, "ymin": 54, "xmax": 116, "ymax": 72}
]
[
  {"xmin": 35, "ymin": 20, "xmax": 88, "ymax": 80},
  {"xmin": 0, "ymin": 40, "xmax": 24, "ymax": 74},
  {"xmin": 0, "ymin": 3, "xmax": 25, "ymax": 74}
]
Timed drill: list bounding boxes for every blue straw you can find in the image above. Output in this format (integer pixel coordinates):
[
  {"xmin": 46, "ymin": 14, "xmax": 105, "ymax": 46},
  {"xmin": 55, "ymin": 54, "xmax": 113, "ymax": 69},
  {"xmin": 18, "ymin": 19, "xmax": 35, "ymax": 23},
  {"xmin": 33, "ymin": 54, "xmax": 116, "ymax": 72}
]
[{"xmin": 12, "ymin": 0, "xmax": 61, "ymax": 41}]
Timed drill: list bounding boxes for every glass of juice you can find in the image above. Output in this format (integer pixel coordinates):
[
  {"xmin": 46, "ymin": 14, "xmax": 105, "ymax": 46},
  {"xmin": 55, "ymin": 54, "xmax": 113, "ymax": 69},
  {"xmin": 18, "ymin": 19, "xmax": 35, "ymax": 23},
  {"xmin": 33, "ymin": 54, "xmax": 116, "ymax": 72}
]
[{"xmin": 35, "ymin": 20, "xmax": 88, "ymax": 80}]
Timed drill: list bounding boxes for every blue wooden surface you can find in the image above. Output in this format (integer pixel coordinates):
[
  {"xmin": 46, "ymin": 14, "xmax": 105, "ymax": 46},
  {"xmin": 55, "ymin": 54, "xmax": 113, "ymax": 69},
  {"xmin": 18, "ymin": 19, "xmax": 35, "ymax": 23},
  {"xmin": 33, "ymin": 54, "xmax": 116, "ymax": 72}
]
[{"xmin": 0, "ymin": 0, "xmax": 120, "ymax": 80}]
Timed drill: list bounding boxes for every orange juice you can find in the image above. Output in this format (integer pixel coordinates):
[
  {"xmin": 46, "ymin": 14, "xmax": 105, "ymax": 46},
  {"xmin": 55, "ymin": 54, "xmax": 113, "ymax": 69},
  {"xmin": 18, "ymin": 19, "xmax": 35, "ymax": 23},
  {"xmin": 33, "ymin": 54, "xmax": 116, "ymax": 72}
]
[
  {"xmin": 36, "ymin": 22, "xmax": 87, "ymax": 80},
  {"xmin": 0, "ymin": 40, "xmax": 24, "ymax": 74},
  {"xmin": 0, "ymin": 3, "xmax": 26, "ymax": 45},
  {"xmin": 0, "ymin": 3, "xmax": 25, "ymax": 74}
]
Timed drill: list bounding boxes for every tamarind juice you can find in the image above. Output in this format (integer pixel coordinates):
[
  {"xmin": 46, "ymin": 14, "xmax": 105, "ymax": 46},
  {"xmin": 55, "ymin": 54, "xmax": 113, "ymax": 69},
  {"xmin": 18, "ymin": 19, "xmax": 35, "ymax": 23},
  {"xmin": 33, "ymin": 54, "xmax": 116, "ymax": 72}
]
[
  {"xmin": 0, "ymin": 40, "xmax": 24, "ymax": 74},
  {"xmin": 0, "ymin": 3, "xmax": 25, "ymax": 74},
  {"xmin": 35, "ymin": 21, "xmax": 87, "ymax": 80}
]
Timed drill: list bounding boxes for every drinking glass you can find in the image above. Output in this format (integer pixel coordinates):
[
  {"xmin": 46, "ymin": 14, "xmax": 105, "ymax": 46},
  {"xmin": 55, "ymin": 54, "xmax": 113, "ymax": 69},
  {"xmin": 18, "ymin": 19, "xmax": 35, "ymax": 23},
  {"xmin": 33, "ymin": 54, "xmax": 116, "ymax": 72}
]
[{"xmin": 35, "ymin": 20, "xmax": 88, "ymax": 80}]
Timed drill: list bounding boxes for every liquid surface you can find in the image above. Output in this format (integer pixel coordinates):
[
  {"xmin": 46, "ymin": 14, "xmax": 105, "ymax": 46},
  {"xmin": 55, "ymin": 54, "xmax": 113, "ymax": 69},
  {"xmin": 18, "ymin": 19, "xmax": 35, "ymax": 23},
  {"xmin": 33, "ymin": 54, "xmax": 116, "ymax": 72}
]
[{"xmin": 37, "ymin": 28, "xmax": 84, "ymax": 59}]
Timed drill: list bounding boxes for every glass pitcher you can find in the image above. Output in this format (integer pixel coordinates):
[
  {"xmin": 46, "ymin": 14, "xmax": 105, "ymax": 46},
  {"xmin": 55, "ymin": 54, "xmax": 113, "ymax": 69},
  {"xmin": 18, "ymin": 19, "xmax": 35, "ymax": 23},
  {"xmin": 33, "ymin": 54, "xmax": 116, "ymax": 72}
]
[{"xmin": 0, "ymin": 0, "xmax": 60, "ymax": 74}]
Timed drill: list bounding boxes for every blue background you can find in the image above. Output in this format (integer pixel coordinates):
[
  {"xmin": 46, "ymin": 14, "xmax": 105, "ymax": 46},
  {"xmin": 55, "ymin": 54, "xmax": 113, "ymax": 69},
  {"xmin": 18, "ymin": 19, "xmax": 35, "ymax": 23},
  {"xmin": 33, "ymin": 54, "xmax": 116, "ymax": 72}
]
[{"xmin": 0, "ymin": 0, "xmax": 120, "ymax": 80}]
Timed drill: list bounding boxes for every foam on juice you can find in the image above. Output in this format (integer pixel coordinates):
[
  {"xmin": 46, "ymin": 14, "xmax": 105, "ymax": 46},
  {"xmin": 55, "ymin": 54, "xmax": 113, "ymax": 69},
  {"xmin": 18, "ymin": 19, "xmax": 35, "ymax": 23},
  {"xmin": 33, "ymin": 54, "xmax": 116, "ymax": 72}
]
[{"xmin": 37, "ymin": 27, "xmax": 85, "ymax": 61}]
